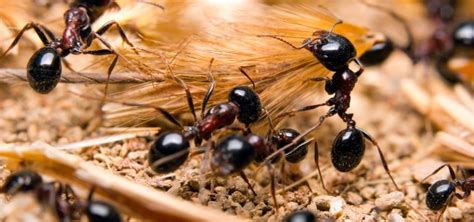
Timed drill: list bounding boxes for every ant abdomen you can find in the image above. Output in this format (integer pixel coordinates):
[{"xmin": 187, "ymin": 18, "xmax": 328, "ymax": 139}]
[
  {"xmin": 211, "ymin": 135, "xmax": 255, "ymax": 176},
  {"xmin": 309, "ymin": 32, "xmax": 356, "ymax": 71},
  {"xmin": 359, "ymin": 39, "xmax": 394, "ymax": 66},
  {"xmin": 331, "ymin": 127, "xmax": 365, "ymax": 172},
  {"xmin": 453, "ymin": 21, "xmax": 474, "ymax": 48},
  {"xmin": 86, "ymin": 200, "xmax": 123, "ymax": 222},
  {"xmin": 148, "ymin": 132, "xmax": 190, "ymax": 173},
  {"xmin": 425, "ymin": 180, "xmax": 455, "ymax": 211},
  {"xmin": 1, "ymin": 170, "xmax": 43, "ymax": 195},
  {"xmin": 27, "ymin": 47, "xmax": 62, "ymax": 94},
  {"xmin": 228, "ymin": 86, "xmax": 262, "ymax": 125},
  {"xmin": 272, "ymin": 128, "xmax": 308, "ymax": 163}
]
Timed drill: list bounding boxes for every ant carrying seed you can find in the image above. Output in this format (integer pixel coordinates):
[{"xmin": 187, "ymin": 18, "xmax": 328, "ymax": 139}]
[
  {"xmin": 259, "ymin": 11, "xmax": 400, "ymax": 191},
  {"xmin": 1, "ymin": 0, "xmax": 162, "ymax": 97},
  {"xmin": 1, "ymin": 170, "xmax": 123, "ymax": 222},
  {"xmin": 421, "ymin": 163, "xmax": 474, "ymax": 222}
]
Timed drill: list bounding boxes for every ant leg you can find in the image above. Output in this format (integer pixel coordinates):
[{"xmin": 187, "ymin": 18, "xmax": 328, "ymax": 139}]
[
  {"xmin": 239, "ymin": 171, "xmax": 257, "ymax": 196},
  {"xmin": 308, "ymin": 77, "xmax": 336, "ymax": 94},
  {"xmin": 260, "ymin": 113, "xmax": 333, "ymax": 170},
  {"xmin": 95, "ymin": 21, "xmax": 139, "ymax": 55},
  {"xmin": 82, "ymin": 49, "xmax": 118, "ymax": 110},
  {"xmin": 2, "ymin": 22, "xmax": 51, "ymax": 57},
  {"xmin": 201, "ymin": 59, "xmax": 216, "ymax": 118},
  {"xmin": 358, "ymin": 128, "xmax": 400, "ymax": 190},
  {"xmin": 200, "ymin": 141, "xmax": 214, "ymax": 192},
  {"xmin": 61, "ymin": 59, "xmax": 78, "ymax": 73},
  {"xmin": 313, "ymin": 141, "xmax": 331, "ymax": 194},
  {"xmin": 263, "ymin": 107, "xmax": 275, "ymax": 141},
  {"xmin": 266, "ymin": 162, "xmax": 279, "ymax": 218},
  {"xmin": 238, "ymin": 66, "xmax": 257, "ymax": 89},
  {"xmin": 437, "ymin": 194, "xmax": 454, "ymax": 222},
  {"xmin": 72, "ymin": 91, "xmax": 183, "ymax": 129},
  {"xmin": 159, "ymin": 54, "xmax": 197, "ymax": 122},
  {"xmin": 275, "ymin": 101, "xmax": 329, "ymax": 119},
  {"xmin": 420, "ymin": 164, "xmax": 456, "ymax": 183}
]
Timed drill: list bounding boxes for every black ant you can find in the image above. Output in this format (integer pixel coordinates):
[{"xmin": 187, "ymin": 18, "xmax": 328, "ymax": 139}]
[
  {"xmin": 259, "ymin": 17, "xmax": 400, "ymax": 191},
  {"xmin": 421, "ymin": 163, "xmax": 474, "ymax": 222},
  {"xmin": 1, "ymin": 0, "xmax": 162, "ymax": 96},
  {"xmin": 283, "ymin": 210, "xmax": 317, "ymax": 222},
  {"xmin": 1, "ymin": 170, "xmax": 122, "ymax": 222},
  {"xmin": 359, "ymin": 1, "xmax": 474, "ymax": 85}
]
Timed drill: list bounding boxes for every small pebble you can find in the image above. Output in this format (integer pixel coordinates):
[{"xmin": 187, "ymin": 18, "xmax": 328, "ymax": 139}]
[
  {"xmin": 313, "ymin": 195, "xmax": 346, "ymax": 218},
  {"xmin": 360, "ymin": 187, "xmax": 376, "ymax": 200},
  {"xmin": 346, "ymin": 192, "xmax": 363, "ymax": 205},
  {"xmin": 231, "ymin": 191, "xmax": 247, "ymax": 205},
  {"xmin": 447, "ymin": 207, "xmax": 463, "ymax": 220},
  {"xmin": 388, "ymin": 210, "xmax": 405, "ymax": 222},
  {"xmin": 375, "ymin": 191, "xmax": 404, "ymax": 211}
]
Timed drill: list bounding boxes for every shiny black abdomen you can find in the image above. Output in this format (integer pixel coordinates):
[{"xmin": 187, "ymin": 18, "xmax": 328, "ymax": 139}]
[
  {"xmin": 27, "ymin": 47, "xmax": 62, "ymax": 94},
  {"xmin": 331, "ymin": 127, "xmax": 365, "ymax": 172}
]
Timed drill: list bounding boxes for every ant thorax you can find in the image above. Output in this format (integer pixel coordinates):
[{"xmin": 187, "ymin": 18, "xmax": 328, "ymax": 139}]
[{"xmin": 62, "ymin": 7, "xmax": 90, "ymax": 53}]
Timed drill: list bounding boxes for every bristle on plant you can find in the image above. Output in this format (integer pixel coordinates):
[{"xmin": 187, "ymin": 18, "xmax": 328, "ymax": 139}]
[{"xmin": 96, "ymin": 3, "xmax": 375, "ymax": 129}]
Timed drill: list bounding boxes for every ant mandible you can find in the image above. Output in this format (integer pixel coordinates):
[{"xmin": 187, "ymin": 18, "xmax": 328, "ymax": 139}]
[
  {"xmin": 2, "ymin": 170, "xmax": 123, "ymax": 222},
  {"xmin": 421, "ymin": 163, "xmax": 474, "ymax": 222},
  {"xmin": 259, "ymin": 16, "xmax": 400, "ymax": 191},
  {"xmin": 1, "ymin": 0, "xmax": 163, "ymax": 96}
]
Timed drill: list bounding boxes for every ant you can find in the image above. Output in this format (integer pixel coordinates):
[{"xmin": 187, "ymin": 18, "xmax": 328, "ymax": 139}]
[
  {"xmin": 283, "ymin": 210, "xmax": 317, "ymax": 222},
  {"xmin": 259, "ymin": 16, "xmax": 400, "ymax": 191},
  {"xmin": 1, "ymin": 0, "xmax": 163, "ymax": 96},
  {"xmin": 1, "ymin": 170, "xmax": 122, "ymax": 222},
  {"xmin": 359, "ymin": 1, "xmax": 474, "ymax": 85},
  {"xmin": 421, "ymin": 163, "xmax": 474, "ymax": 222}
]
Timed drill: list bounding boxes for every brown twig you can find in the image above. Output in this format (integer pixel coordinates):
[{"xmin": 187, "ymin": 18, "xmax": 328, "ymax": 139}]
[{"xmin": 0, "ymin": 68, "xmax": 161, "ymax": 84}]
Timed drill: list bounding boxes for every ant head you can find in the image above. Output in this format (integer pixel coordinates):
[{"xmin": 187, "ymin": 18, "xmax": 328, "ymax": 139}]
[
  {"xmin": 86, "ymin": 200, "xmax": 123, "ymax": 222},
  {"xmin": 2, "ymin": 170, "xmax": 43, "ymax": 195},
  {"xmin": 359, "ymin": 37, "xmax": 394, "ymax": 66},
  {"xmin": 228, "ymin": 86, "xmax": 262, "ymax": 126},
  {"xmin": 452, "ymin": 21, "xmax": 474, "ymax": 49},
  {"xmin": 64, "ymin": 7, "xmax": 90, "ymax": 29},
  {"xmin": 272, "ymin": 128, "xmax": 308, "ymax": 163},
  {"xmin": 309, "ymin": 32, "xmax": 356, "ymax": 71},
  {"xmin": 148, "ymin": 132, "xmax": 190, "ymax": 173},
  {"xmin": 425, "ymin": 179, "xmax": 456, "ymax": 211},
  {"xmin": 331, "ymin": 127, "xmax": 365, "ymax": 172},
  {"xmin": 27, "ymin": 47, "xmax": 62, "ymax": 94},
  {"xmin": 211, "ymin": 135, "xmax": 255, "ymax": 176}
]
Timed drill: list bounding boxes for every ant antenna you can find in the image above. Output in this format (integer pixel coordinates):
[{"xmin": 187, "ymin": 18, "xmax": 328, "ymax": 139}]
[
  {"xmin": 316, "ymin": 5, "xmax": 343, "ymax": 33},
  {"xmin": 360, "ymin": 0, "xmax": 414, "ymax": 55},
  {"xmin": 159, "ymin": 53, "xmax": 198, "ymax": 122},
  {"xmin": 201, "ymin": 58, "xmax": 216, "ymax": 118},
  {"xmin": 238, "ymin": 65, "xmax": 257, "ymax": 89}
]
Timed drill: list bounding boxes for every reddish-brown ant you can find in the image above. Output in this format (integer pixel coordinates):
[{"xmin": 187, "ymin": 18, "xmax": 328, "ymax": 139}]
[
  {"xmin": 421, "ymin": 163, "xmax": 474, "ymax": 221},
  {"xmin": 2, "ymin": 170, "xmax": 122, "ymax": 222},
  {"xmin": 2, "ymin": 0, "xmax": 163, "ymax": 96},
  {"xmin": 259, "ymin": 17, "xmax": 400, "ymax": 191}
]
